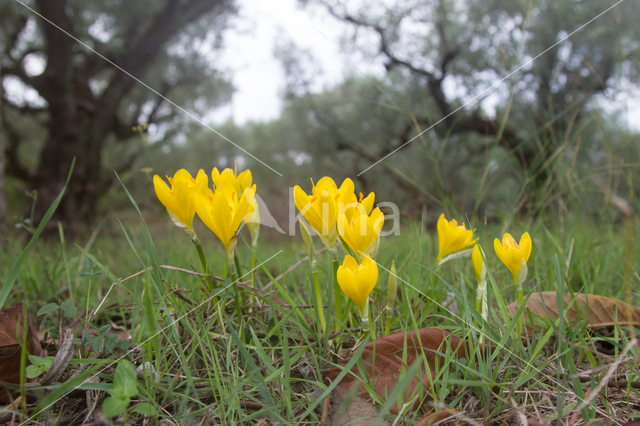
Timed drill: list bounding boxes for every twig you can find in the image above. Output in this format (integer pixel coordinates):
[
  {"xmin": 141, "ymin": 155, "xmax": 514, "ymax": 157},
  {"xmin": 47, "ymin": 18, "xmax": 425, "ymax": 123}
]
[
  {"xmin": 40, "ymin": 329, "xmax": 75, "ymax": 385},
  {"xmin": 159, "ymin": 265, "xmax": 225, "ymax": 282}
]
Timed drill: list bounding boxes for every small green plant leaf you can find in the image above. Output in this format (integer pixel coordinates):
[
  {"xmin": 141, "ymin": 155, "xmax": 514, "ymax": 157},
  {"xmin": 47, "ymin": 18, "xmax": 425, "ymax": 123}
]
[
  {"xmin": 25, "ymin": 355, "xmax": 54, "ymax": 378},
  {"xmin": 102, "ymin": 394, "xmax": 130, "ymax": 418},
  {"xmin": 61, "ymin": 299, "xmax": 77, "ymax": 318},
  {"xmin": 28, "ymin": 355, "xmax": 53, "ymax": 367},
  {"xmin": 37, "ymin": 303, "xmax": 58, "ymax": 316},
  {"xmin": 104, "ymin": 335, "xmax": 117, "ymax": 354},
  {"xmin": 25, "ymin": 364, "xmax": 44, "ymax": 379},
  {"xmin": 98, "ymin": 324, "xmax": 111, "ymax": 337},
  {"xmin": 91, "ymin": 271, "xmax": 103, "ymax": 278},
  {"xmin": 113, "ymin": 360, "xmax": 139, "ymax": 398},
  {"xmin": 47, "ymin": 326, "xmax": 59, "ymax": 339},
  {"xmin": 133, "ymin": 402, "xmax": 157, "ymax": 416},
  {"xmin": 84, "ymin": 258, "xmax": 96, "ymax": 270},
  {"xmin": 79, "ymin": 271, "xmax": 91, "ymax": 278},
  {"xmin": 92, "ymin": 336, "xmax": 104, "ymax": 353}
]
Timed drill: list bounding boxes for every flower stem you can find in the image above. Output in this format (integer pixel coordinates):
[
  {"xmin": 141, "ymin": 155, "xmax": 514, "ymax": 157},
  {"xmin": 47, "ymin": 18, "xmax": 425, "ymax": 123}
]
[
  {"xmin": 234, "ymin": 251, "xmax": 244, "ymax": 307},
  {"xmin": 248, "ymin": 244, "xmax": 257, "ymax": 313},
  {"xmin": 193, "ymin": 238, "xmax": 208, "ymax": 274},
  {"xmin": 332, "ymin": 249, "xmax": 341, "ymax": 333},
  {"xmin": 476, "ymin": 280, "xmax": 487, "ymax": 344},
  {"xmin": 361, "ymin": 300, "xmax": 375, "ymax": 339},
  {"xmin": 384, "ymin": 307, "xmax": 392, "ymax": 336},
  {"xmin": 228, "ymin": 251, "xmax": 243, "ymax": 329},
  {"xmin": 311, "ymin": 258, "xmax": 326, "ymax": 334},
  {"xmin": 516, "ymin": 285, "xmax": 524, "ymax": 335}
]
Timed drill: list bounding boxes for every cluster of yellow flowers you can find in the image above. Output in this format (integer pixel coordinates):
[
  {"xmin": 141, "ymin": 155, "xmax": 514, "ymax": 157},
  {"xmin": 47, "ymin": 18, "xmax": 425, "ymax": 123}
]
[
  {"xmin": 294, "ymin": 177, "xmax": 384, "ymax": 333},
  {"xmin": 153, "ymin": 168, "xmax": 533, "ymax": 335},
  {"xmin": 437, "ymin": 213, "xmax": 533, "ymax": 323},
  {"xmin": 153, "ymin": 168, "xmax": 259, "ymax": 265}
]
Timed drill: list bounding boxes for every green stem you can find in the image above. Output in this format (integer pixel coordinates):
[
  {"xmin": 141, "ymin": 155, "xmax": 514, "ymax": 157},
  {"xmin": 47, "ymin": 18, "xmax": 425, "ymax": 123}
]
[
  {"xmin": 361, "ymin": 300, "xmax": 375, "ymax": 340},
  {"xmin": 332, "ymin": 249, "xmax": 341, "ymax": 333},
  {"xmin": 228, "ymin": 252, "xmax": 243, "ymax": 329},
  {"xmin": 516, "ymin": 286, "xmax": 524, "ymax": 335},
  {"xmin": 193, "ymin": 239, "xmax": 208, "ymax": 275},
  {"xmin": 248, "ymin": 247, "xmax": 257, "ymax": 312},
  {"xmin": 384, "ymin": 307, "xmax": 392, "ymax": 336},
  {"xmin": 311, "ymin": 260, "xmax": 326, "ymax": 334},
  {"xmin": 234, "ymin": 251, "xmax": 244, "ymax": 307}
]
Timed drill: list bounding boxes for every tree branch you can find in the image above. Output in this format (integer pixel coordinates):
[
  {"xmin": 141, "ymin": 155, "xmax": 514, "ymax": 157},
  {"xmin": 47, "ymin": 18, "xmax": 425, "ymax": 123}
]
[{"xmin": 96, "ymin": 0, "xmax": 230, "ymax": 121}]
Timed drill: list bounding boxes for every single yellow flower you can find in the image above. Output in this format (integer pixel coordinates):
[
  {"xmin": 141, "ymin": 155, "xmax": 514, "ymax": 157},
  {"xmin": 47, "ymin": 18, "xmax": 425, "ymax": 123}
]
[
  {"xmin": 336, "ymin": 255, "xmax": 378, "ymax": 315},
  {"xmin": 194, "ymin": 182, "xmax": 255, "ymax": 252},
  {"xmin": 471, "ymin": 244, "xmax": 486, "ymax": 282},
  {"xmin": 153, "ymin": 169, "xmax": 208, "ymax": 239},
  {"xmin": 493, "ymin": 232, "xmax": 532, "ymax": 283},
  {"xmin": 436, "ymin": 213, "xmax": 476, "ymax": 264},
  {"xmin": 338, "ymin": 193, "xmax": 384, "ymax": 260},
  {"xmin": 294, "ymin": 177, "xmax": 356, "ymax": 249},
  {"xmin": 211, "ymin": 167, "xmax": 261, "ymax": 245}
]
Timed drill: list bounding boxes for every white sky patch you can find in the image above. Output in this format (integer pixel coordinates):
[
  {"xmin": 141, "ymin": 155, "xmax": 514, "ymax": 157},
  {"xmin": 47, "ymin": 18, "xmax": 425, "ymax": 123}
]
[{"xmin": 207, "ymin": 0, "xmax": 382, "ymax": 125}]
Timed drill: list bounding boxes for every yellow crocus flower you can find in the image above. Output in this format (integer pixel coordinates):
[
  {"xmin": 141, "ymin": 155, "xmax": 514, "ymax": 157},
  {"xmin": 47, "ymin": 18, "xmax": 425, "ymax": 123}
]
[
  {"xmin": 294, "ymin": 177, "xmax": 356, "ymax": 250},
  {"xmin": 493, "ymin": 232, "xmax": 532, "ymax": 284},
  {"xmin": 211, "ymin": 167, "xmax": 261, "ymax": 246},
  {"xmin": 472, "ymin": 244, "xmax": 488, "ymax": 323},
  {"xmin": 338, "ymin": 193, "xmax": 384, "ymax": 260},
  {"xmin": 436, "ymin": 213, "xmax": 476, "ymax": 264},
  {"xmin": 336, "ymin": 255, "xmax": 378, "ymax": 315},
  {"xmin": 471, "ymin": 244, "xmax": 486, "ymax": 283},
  {"xmin": 153, "ymin": 169, "xmax": 208, "ymax": 240},
  {"xmin": 193, "ymin": 182, "xmax": 255, "ymax": 253},
  {"xmin": 212, "ymin": 167, "xmax": 252, "ymax": 193}
]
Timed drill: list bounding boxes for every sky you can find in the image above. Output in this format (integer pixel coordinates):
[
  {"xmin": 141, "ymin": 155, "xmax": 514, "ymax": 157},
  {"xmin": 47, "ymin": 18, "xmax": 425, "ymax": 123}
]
[
  {"xmin": 4, "ymin": 0, "xmax": 639, "ymax": 131},
  {"xmin": 207, "ymin": 0, "xmax": 640, "ymax": 131},
  {"xmin": 209, "ymin": 0, "xmax": 382, "ymax": 125}
]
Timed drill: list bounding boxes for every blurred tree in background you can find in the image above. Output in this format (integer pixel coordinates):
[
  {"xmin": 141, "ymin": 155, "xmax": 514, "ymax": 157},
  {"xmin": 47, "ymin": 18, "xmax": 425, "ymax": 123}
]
[
  {"xmin": 286, "ymin": 0, "xmax": 640, "ymax": 218},
  {"xmin": 0, "ymin": 0, "xmax": 235, "ymax": 234},
  {"xmin": 2, "ymin": 0, "xmax": 639, "ymax": 237}
]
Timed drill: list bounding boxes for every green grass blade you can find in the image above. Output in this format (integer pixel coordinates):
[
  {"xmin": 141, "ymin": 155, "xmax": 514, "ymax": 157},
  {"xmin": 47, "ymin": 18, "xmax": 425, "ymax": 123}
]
[{"xmin": 0, "ymin": 159, "xmax": 76, "ymax": 309}]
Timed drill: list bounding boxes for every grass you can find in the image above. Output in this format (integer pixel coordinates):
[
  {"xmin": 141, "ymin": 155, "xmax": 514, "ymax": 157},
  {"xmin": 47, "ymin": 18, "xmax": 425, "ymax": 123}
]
[{"xmin": 1, "ymin": 200, "xmax": 639, "ymax": 424}]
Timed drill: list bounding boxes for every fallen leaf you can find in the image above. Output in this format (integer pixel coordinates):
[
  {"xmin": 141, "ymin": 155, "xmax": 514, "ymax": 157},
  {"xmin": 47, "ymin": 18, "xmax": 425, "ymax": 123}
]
[
  {"xmin": 0, "ymin": 302, "xmax": 43, "ymax": 402},
  {"xmin": 415, "ymin": 410, "xmax": 456, "ymax": 426},
  {"xmin": 507, "ymin": 292, "xmax": 640, "ymax": 329},
  {"xmin": 324, "ymin": 329, "xmax": 490, "ymax": 415}
]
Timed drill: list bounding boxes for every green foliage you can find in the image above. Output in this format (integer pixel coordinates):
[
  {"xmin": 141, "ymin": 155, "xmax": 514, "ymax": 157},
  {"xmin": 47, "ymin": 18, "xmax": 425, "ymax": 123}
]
[
  {"xmin": 25, "ymin": 355, "xmax": 54, "ymax": 378},
  {"xmin": 102, "ymin": 360, "xmax": 139, "ymax": 418}
]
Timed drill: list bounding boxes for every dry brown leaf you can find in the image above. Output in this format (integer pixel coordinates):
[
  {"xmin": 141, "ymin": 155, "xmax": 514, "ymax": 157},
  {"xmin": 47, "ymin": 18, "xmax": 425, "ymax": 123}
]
[
  {"xmin": 507, "ymin": 292, "xmax": 640, "ymax": 329},
  {"xmin": 325, "ymin": 329, "xmax": 490, "ymax": 415},
  {"xmin": 415, "ymin": 410, "xmax": 456, "ymax": 426},
  {"xmin": 0, "ymin": 302, "xmax": 43, "ymax": 403}
]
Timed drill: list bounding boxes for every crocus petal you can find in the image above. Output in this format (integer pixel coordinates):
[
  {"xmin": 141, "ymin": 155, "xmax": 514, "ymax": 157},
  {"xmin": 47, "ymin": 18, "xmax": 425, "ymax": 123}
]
[
  {"xmin": 194, "ymin": 169, "xmax": 208, "ymax": 192},
  {"xmin": 494, "ymin": 238, "xmax": 507, "ymax": 266},
  {"xmin": 172, "ymin": 180, "xmax": 193, "ymax": 227},
  {"xmin": 212, "ymin": 190, "xmax": 233, "ymax": 248},
  {"xmin": 520, "ymin": 232, "xmax": 532, "ymax": 262},
  {"xmin": 153, "ymin": 175, "xmax": 179, "ymax": 217},
  {"xmin": 237, "ymin": 170, "xmax": 252, "ymax": 190},
  {"xmin": 360, "ymin": 192, "xmax": 375, "ymax": 215},
  {"xmin": 173, "ymin": 169, "xmax": 194, "ymax": 183},
  {"xmin": 342, "ymin": 255, "xmax": 359, "ymax": 273}
]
